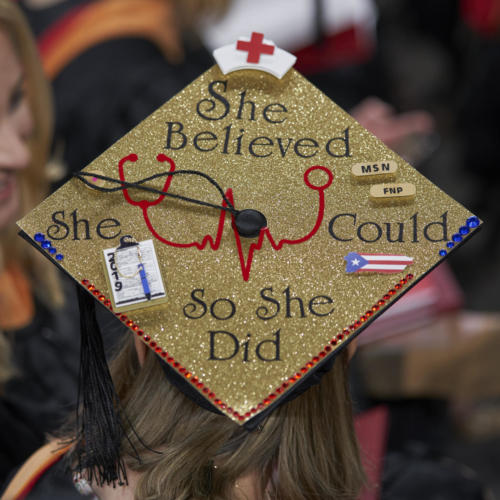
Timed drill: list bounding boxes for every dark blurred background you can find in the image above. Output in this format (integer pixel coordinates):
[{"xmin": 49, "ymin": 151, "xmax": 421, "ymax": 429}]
[{"xmin": 9, "ymin": 0, "xmax": 500, "ymax": 497}]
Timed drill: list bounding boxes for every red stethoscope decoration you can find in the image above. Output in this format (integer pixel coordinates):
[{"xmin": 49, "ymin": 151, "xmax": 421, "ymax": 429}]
[{"xmin": 119, "ymin": 153, "xmax": 333, "ymax": 281}]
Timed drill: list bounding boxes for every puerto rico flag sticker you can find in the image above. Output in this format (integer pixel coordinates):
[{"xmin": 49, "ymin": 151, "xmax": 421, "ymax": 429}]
[{"xmin": 344, "ymin": 252, "xmax": 414, "ymax": 274}]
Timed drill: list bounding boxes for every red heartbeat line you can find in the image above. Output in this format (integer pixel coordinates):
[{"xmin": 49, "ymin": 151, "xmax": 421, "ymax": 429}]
[{"xmin": 119, "ymin": 154, "xmax": 333, "ymax": 281}]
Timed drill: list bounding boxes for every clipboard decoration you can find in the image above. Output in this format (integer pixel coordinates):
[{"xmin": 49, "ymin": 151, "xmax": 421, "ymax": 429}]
[{"xmin": 103, "ymin": 235, "xmax": 166, "ymax": 312}]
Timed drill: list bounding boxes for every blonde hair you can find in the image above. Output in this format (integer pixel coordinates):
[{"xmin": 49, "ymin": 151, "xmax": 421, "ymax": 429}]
[
  {"xmin": 106, "ymin": 337, "xmax": 365, "ymax": 500},
  {"xmin": 0, "ymin": 0, "xmax": 62, "ymax": 305}
]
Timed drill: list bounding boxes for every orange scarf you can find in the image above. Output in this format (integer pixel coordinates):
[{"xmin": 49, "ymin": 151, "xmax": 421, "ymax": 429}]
[
  {"xmin": 38, "ymin": 0, "xmax": 183, "ymax": 80},
  {"xmin": 0, "ymin": 264, "xmax": 34, "ymax": 331}
]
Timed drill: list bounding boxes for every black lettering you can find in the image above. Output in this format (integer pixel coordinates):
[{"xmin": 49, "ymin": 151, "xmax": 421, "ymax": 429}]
[
  {"xmin": 424, "ymin": 211, "xmax": 448, "ymax": 242},
  {"xmin": 236, "ymin": 90, "xmax": 256, "ymax": 121},
  {"xmin": 361, "ymin": 165, "xmax": 372, "ymax": 173},
  {"xmin": 210, "ymin": 298, "xmax": 236, "ymax": 320},
  {"xmin": 294, "ymin": 138, "xmax": 319, "ymax": 158},
  {"xmin": 71, "ymin": 209, "xmax": 90, "ymax": 241},
  {"xmin": 209, "ymin": 331, "xmax": 239, "ymax": 360},
  {"xmin": 328, "ymin": 213, "xmax": 356, "ymax": 241},
  {"xmin": 47, "ymin": 210, "xmax": 69, "ymax": 240},
  {"xmin": 284, "ymin": 286, "xmax": 305, "ymax": 318},
  {"xmin": 193, "ymin": 131, "xmax": 218, "ymax": 152},
  {"xmin": 96, "ymin": 218, "xmax": 121, "ymax": 239},
  {"xmin": 196, "ymin": 80, "xmax": 230, "ymax": 121},
  {"xmin": 308, "ymin": 295, "xmax": 334, "ymax": 317},
  {"xmin": 276, "ymin": 137, "xmax": 293, "ymax": 157},
  {"xmin": 242, "ymin": 334, "xmax": 251, "ymax": 362},
  {"xmin": 326, "ymin": 127, "xmax": 351, "ymax": 157},
  {"xmin": 263, "ymin": 103, "xmax": 287, "ymax": 124},
  {"xmin": 410, "ymin": 213, "xmax": 419, "ymax": 243},
  {"xmin": 165, "ymin": 121, "xmax": 187, "ymax": 150},
  {"xmin": 249, "ymin": 136, "xmax": 273, "ymax": 158},
  {"xmin": 385, "ymin": 222, "xmax": 404, "ymax": 242},
  {"xmin": 235, "ymin": 129, "xmax": 245, "ymax": 155},
  {"xmin": 222, "ymin": 124, "xmax": 231, "ymax": 154},
  {"xmin": 256, "ymin": 330, "xmax": 281, "ymax": 361},
  {"xmin": 357, "ymin": 221, "xmax": 382, "ymax": 243},
  {"xmin": 183, "ymin": 288, "xmax": 207, "ymax": 319},
  {"xmin": 256, "ymin": 287, "xmax": 280, "ymax": 320}
]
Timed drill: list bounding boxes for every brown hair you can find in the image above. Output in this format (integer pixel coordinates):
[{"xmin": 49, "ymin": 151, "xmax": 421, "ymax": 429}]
[
  {"xmin": 0, "ymin": 333, "xmax": 11, "ymax": 390},
  {"xmin": 0, "ymin": 0, "xmax": 61, "ymax": 305},
  {"xmin": 107, "ymin": 336, "xmax": 365, "ymax": 499}
]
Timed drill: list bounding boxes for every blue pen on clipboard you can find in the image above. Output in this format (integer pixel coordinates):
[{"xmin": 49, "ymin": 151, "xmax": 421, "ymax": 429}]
[{"xmin": 138, "ymin": 262, "xmax": 151, "ymax": 300}]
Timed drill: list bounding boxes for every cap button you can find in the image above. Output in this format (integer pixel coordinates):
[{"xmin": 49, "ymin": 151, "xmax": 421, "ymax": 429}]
[{"xmin": 234, "ymin": 209, "xmax": 267, "ymax": 238}]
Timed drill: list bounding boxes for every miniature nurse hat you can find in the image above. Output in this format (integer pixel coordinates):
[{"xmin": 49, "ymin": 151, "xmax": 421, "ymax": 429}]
[{"xmin": 18, "ymin": 33, "xmax": 481, "ymax": 484}]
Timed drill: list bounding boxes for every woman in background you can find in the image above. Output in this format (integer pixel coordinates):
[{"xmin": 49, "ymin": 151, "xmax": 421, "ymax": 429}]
[
  {"xmin": 18, "ymin": 0, "xmax": 230, "ymax": 187},
  {"xmin": 0, "ymin": 0, "xmax": 80, "ymax": 485},
  {"xmin": 3, "ymin": 334, "xmax": 365, "ymax": 500}
]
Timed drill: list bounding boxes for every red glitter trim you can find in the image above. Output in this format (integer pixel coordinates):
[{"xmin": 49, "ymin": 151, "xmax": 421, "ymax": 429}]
[
  {"xmin": 77, "ymin": 274, "xmax": 414, "ymax": 425},
  {"xmin": 266, "ymin": 273, "xmax": 415, "ymax": 421}
]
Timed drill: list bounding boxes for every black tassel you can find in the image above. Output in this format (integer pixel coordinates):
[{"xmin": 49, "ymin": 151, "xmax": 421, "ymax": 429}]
[{"xmin": 75, "ymin": 285, "xmax": 127, "ymax": 487}]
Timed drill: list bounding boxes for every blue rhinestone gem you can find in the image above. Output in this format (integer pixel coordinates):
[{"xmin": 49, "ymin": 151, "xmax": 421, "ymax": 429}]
[
  {"xmin": 34, "ymin": 233, "xmax": 45, "ymax": 242},
  {"xmin": 41, "ymin": 240, "xmax": 51, "ymax": 249},
  {"xmin": 459, "ymin": 226, "xmax": 469, "ymax": 235},
  {"xmin": 446, "ymin": 241, "xmax": 454, "ymax": 248},
  {"xmin": 466, "ymin": 216, "xmax": 480, "ymax": 228},
  {"xmin": 439, "ymin": 249, "xmax": 447, "ymax": 257},
  {"xmin": 48, "ymin": 247, "xmax": 56, "ymax": 254},
  {"xmin": 452, "ymin": 234, "xmax": 463, "ymax": 243},
  {"xmin": 55, "ymin": 254, "xmax": 64, "ymax": 261}
]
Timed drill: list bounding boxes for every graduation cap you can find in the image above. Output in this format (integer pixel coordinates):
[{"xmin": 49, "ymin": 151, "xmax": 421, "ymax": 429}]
[{"xmin": 17, "ymin": 32, "xmax": 481, "ymax": 484}]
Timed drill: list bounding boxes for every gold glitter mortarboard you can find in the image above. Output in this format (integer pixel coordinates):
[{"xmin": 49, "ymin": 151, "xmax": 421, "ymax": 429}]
[{"xmin": 18, "ymin": 33, "xmax": 481, "ymax": 432}]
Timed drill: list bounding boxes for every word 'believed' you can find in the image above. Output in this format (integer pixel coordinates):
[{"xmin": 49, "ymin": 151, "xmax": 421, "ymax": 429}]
[{"xmin": 164, "ymin": 80, "xmax": 351, "ymax": 159}]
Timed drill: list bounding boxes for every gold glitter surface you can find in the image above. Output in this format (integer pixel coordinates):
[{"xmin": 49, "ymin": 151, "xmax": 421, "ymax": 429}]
[{"xmin": 18, "ymin": 66, "xmax": 480, "ymax": 423}]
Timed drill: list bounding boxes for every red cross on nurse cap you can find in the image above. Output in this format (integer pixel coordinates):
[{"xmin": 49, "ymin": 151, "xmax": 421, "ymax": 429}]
[
  {"xmin": 17, "ymin": 30, "xmax": 481, "ymax": 481},
  {"xmin": 214, "ymin": 31, "xmax": 297, "ymax": 78}
]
